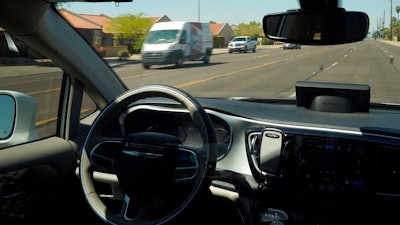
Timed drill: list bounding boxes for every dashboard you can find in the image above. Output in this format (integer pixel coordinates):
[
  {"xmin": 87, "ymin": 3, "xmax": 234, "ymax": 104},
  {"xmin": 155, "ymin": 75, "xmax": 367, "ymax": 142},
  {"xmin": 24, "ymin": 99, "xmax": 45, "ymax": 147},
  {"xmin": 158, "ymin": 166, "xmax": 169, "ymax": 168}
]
[
  {"xmin": 118, "ymin": 100, "xmax": 400, "ymax": 198},
  {"xmin": 90, "ymin": 98, "xmax": 400, "ymax": 225}
]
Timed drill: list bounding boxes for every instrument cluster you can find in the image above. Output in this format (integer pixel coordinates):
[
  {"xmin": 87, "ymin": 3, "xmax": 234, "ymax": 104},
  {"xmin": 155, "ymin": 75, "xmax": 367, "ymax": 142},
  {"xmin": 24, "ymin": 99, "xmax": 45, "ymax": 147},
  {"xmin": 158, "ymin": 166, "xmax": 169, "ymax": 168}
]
[{"xmin": 122, "ymin": 107, "xmax": 231, "ymax": 159}]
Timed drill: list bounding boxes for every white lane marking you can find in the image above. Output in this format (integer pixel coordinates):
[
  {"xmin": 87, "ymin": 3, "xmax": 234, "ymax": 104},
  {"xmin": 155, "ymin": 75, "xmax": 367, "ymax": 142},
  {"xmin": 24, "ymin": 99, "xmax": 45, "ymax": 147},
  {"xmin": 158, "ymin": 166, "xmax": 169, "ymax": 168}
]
[{"xmin": 326, "ymin": 62, "xmax": 338, "ymax": 70}]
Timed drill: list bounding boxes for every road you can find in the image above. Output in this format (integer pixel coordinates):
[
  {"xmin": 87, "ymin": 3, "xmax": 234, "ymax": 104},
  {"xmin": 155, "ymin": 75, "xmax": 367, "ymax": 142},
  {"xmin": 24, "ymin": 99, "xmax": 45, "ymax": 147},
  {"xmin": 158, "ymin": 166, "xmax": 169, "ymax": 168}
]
[
  {"xmin": 1, "ymin": 39, "xmax": 400, "ymax": 136},
  {"xmin": 114, "ymin": 40, "xmax": 400, "ymax": 103}
]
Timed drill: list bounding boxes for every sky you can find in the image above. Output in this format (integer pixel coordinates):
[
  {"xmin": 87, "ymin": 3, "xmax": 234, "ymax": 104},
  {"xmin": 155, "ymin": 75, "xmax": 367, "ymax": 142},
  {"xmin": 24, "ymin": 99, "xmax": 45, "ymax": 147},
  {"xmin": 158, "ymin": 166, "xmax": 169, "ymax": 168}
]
[{"xmin": 64, "ymin": 0, "xmax": 395, "ymax": 32}]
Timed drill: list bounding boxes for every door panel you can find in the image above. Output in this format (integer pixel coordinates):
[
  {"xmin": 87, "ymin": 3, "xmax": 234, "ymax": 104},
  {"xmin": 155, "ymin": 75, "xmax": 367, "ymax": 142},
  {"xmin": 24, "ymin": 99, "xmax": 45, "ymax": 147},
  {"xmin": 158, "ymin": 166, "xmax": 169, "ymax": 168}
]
[{"xmin": 0, "ymin": 137, "xmax": 102, "ymax": 225}]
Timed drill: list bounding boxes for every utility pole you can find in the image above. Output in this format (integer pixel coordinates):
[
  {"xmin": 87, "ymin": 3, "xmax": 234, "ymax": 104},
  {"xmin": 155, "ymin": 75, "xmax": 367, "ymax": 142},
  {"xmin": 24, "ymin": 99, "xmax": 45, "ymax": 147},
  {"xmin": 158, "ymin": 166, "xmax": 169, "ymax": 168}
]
[
  {"xmin": 383, "ymin": 10, "xmax": 385, "ymax": 29},
  {"xmin": 198, "ymin": 0, "xmax": 200, "ymax": 22},
  {"xmin": 391, "ymin": 0, "xmax": 393, "ymax": 40}
]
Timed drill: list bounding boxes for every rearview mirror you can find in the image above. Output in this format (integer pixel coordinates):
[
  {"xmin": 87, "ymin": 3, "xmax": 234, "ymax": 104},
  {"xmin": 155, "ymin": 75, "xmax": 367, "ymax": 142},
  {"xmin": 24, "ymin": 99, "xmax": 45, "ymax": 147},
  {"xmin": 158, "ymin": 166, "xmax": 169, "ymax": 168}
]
[{"xmin": 263, "ymin": 10, "xmax": 369, "ymax": 45}]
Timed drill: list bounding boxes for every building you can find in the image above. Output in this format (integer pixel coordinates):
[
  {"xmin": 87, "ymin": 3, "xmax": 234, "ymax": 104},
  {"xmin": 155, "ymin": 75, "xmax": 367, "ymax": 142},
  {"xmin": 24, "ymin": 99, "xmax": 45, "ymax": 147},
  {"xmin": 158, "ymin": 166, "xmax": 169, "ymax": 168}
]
[
  {"xmin": 148, "ymin": 15, "xmax": 172, "ymax": 23},
  {"xmin": 59, "ymin": 9, "xmax": 162, "ymax": 56},
  {"xmin": 210, "ymin": 23, "xmax": 234, "ymax": 47},
  {"xmin": 78, "ymin": 13, "xmax": 116, "ymax": 47},
  {"xmin": 59, "ymin": 9, "xmax": 104, "ymax": 47}
]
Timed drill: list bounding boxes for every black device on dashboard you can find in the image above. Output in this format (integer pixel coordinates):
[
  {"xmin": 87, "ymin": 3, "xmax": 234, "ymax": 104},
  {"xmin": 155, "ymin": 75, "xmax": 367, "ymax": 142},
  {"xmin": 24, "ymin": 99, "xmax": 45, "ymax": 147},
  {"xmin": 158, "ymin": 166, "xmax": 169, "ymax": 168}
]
[
  {"xmin": 295, "ymin": 81, "xmax": 370, "ymax": 113},
  {"xmin": 258, "ymin": 128, "xmax": 284, "ymax": 176}
]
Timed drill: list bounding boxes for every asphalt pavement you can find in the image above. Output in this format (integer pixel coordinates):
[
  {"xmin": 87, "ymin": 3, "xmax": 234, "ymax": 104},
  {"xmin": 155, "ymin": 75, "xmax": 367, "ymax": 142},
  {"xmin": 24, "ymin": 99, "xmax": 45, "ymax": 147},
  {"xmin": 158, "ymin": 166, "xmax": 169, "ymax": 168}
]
[{"xmin": 105, "ymin": 46, "xmax": 276, "ymax": 67}]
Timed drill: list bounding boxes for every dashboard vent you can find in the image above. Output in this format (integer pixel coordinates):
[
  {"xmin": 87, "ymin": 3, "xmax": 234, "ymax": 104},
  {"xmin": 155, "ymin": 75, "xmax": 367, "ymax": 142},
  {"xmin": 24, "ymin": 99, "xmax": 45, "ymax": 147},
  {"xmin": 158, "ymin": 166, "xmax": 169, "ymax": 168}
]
[{"xmin": 247, "ymin": 131, "xmax": 264, "ymax": 177}]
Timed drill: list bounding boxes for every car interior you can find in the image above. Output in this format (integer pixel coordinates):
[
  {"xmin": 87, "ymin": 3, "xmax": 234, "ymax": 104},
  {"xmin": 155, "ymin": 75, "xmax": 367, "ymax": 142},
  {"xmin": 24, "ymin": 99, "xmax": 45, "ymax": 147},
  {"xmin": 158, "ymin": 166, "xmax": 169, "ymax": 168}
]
[{"xmin": 1, "ymin": 0, "xmax": 400, "ymax": 225}]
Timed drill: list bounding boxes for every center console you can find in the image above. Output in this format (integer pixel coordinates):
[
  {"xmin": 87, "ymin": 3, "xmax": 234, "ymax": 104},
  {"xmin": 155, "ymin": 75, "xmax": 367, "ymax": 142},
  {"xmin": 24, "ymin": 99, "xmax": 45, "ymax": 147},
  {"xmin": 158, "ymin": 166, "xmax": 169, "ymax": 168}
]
[{"xmin": 245, "ymin": 127, "xmax": 400, "ymax": 225}]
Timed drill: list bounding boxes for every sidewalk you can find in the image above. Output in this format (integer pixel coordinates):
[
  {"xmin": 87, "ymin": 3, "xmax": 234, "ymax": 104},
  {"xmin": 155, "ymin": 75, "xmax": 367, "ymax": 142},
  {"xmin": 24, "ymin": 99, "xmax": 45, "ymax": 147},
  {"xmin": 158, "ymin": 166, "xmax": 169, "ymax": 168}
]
[{"xmin": 379, "ymin": 39, "xmax": 400, "ymax": 47}]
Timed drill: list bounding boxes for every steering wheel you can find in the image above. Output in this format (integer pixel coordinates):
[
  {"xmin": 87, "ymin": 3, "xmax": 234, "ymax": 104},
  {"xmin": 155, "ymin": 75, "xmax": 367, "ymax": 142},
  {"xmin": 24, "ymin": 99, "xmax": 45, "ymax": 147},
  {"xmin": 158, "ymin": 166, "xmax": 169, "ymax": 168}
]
[{"xmin": 79, "ymin": 85, "xmax": 217, "ymax": 225}]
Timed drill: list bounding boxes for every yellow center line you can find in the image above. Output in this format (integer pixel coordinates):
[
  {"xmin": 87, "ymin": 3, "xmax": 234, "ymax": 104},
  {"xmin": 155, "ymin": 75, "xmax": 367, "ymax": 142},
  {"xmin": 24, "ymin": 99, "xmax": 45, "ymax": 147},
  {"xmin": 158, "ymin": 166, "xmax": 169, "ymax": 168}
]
[
  {"xmin": 175, "ymin": 54, "xmax": 306, "ymax": 88},
  {"xmin": 175, "ymin": 48, "xmax": 329, "ymax": 88},
  {"xmin": 121, "ymin": 70, "xmax": 170, "ymax": 80},
  {"xmin": 175, "ymin": 61, "xmax": 274, "ymax": 88},
  {"xmin": 28, "ymin": 88, "xmax": 61, "ymax": 95},
  {"xmin": 35, "ymin": 117, "xmax": 57, "ymax": 126},
  {"xmin": 35, "ymin": 108, "xmax": 93, "ymax": 126},
  {"xmin": 120, "ymin": 50, "xmax": 287, "ymax": 80}
]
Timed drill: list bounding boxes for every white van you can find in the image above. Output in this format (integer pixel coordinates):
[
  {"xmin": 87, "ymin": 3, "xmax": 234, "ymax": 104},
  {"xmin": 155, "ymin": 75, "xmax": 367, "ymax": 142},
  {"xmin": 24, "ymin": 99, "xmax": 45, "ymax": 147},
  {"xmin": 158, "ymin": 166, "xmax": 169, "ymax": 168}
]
[{"xmin": 141, "ymin": 21, "xmax": 213, "ymax": 69}]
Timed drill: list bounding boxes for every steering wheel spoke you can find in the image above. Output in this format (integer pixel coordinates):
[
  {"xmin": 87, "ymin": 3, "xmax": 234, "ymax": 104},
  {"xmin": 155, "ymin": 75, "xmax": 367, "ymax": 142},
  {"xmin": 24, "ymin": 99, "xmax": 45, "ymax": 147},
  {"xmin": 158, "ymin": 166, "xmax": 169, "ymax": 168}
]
[
  {"xmin": 92, "ymin": 171, "xmax": 124, "ymax": 201},
  {"xmin": 174, "ymin": 146, "xmax": 201, "ymax": 182},
  {"xmin": 90, "ymin": 140, "xmax": 123, "ymax": 172},
  {"xmin": 120, "ymin": 195, "xmax": 147, "ymax": 221}
]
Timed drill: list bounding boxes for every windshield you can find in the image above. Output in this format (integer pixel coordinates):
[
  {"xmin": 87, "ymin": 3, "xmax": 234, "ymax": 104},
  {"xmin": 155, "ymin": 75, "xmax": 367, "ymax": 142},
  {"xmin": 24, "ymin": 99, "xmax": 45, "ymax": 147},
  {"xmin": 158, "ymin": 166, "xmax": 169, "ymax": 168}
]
[
  {"xmin": 63, "ymin": 0, "xmax": 400, "ymax": 105},
  {"xmin": 145, "ymin": 30, "xmax": 179, "ymax": 44}
]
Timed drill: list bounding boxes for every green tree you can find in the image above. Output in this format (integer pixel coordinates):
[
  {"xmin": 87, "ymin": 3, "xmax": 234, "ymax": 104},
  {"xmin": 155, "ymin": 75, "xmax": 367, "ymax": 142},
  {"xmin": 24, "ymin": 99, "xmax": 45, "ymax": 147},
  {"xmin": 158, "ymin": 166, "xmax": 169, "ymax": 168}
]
[
  {"xmin": 233, "ymin": 21, "xmax": 263, "ymax": 39},
  {"xmin": 396, "ymin": 6, "xmax": 400, "ymax": 21},
  {"xmin": 108, "ymin": 12, "xmax": 153, "ymax": 53}
]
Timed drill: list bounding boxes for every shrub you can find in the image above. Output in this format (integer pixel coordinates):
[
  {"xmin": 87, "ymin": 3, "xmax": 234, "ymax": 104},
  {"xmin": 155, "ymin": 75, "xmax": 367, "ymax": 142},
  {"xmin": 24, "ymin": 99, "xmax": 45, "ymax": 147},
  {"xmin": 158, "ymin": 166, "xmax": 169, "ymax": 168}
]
[
  {"xmin": 118, "ymin": 49, "xmax": 130, "ymax": 60},
  {"xmin": 213, "ymin": 36, "xmax": 225, "ymax": 48},
  {"xmin": 132, "ymin": 35, "xmax": 146, "ymax": 53},
  {"xmin": 262, "ymin": 37, "xmax": 275, "ymax": 45}
]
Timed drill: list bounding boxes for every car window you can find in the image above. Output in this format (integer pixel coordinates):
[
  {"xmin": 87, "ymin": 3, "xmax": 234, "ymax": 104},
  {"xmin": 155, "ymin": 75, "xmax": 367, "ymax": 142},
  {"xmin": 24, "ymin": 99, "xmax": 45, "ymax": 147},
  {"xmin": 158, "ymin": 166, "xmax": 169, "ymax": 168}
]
[
  {"xmin": 146, "ymin": 30, "xmax": 179, "ymax": 44},
  {"xmin": 0, "ymin": 32, "xmax": 97, "ymax": 149}
]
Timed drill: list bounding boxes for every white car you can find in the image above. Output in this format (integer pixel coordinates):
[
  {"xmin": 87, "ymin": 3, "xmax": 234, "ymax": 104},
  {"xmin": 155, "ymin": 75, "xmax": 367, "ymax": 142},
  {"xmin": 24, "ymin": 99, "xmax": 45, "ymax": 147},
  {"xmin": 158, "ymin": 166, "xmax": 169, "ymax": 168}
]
[{"xmin": 228, "ymin": 36, "xmax": 257, "ymax": 53}]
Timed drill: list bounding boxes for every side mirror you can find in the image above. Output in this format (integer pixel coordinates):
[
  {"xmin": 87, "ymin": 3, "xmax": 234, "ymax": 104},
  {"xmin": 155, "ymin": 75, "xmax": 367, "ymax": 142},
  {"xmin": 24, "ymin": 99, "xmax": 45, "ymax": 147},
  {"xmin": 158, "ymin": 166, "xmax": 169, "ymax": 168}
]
[
  {"xmin": 263, "ymin": 10, "xmax": 369, "ymax": 45},
  {"xmin": 179, "ymin": 37, "xmax": 187, "ymax": 44},
  {"xmin": 0, "ymin": 94, "xmax": 16, "ymax": 140},
  {"xmin": 0, "ymin": 91, "xmax": 38, "ymax": 148}
]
